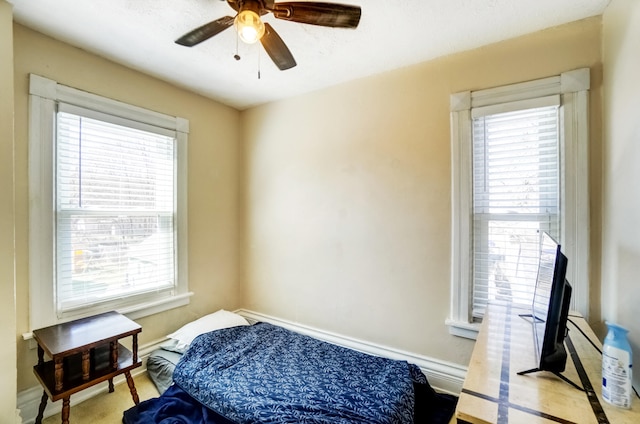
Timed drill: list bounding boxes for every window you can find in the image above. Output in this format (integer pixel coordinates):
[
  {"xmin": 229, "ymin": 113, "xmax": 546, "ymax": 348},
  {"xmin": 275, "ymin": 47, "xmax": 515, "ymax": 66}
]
[
  {"xmin": 29, "ymin": 74, "xmax": 191, "ymax": 330},
  {"xmin": 448, "ymin": 69, "xmax": 590, "ymax": 339},
  {"xmin": 471, "ymin": 99, "xmax": 561, "ymax": 316}
]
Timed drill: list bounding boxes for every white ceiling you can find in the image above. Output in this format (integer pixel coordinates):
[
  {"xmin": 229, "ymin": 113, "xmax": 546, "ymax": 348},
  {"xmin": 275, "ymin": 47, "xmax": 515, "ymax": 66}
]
[{"xmin": 9, "ymin": 0, "xmax": 609, "ymax": 110}]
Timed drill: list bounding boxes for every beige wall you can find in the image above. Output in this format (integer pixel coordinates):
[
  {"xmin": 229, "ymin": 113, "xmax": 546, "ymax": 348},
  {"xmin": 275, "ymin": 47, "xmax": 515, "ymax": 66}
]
[
  {"xmin": 602, "ymin": 0, "xmax": 640, "ymax": 389},
  {"xmin": 0, "ymin": 0, "xmax": 18, "ymax": 420},
  {"xmin": 12, "ymin": 24, "xmax": 243, "ymax": 391},
  {"xmin": 241, "ymin": 17, "xmax": 603, "ymax": 366}
]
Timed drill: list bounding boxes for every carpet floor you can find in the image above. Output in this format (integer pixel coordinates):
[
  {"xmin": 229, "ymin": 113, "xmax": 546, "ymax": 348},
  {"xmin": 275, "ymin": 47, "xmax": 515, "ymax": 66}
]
[{"xmin": 42, "ymin": 372, "xmax": 160, "ymax": 424}]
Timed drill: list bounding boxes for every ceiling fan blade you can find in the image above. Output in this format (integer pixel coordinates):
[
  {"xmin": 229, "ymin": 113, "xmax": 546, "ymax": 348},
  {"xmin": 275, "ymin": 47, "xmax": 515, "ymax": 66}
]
[
  {"xmin": 175, "ymin": 16, "xmax": 235, "ymax": 47},
  {"xmin": 272, "ymin": 2, "xmax": 361, "ymax": 28},
  {"xmin": 260, "ymin": 23, "xmax": 297, "ymax": 70}
]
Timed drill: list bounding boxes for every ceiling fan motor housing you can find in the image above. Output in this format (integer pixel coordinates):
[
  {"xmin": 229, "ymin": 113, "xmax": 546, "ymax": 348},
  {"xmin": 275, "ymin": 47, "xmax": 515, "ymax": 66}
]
[{"xmin": 228, "ymin": 0, "xmax": 269, "ymax": 14}]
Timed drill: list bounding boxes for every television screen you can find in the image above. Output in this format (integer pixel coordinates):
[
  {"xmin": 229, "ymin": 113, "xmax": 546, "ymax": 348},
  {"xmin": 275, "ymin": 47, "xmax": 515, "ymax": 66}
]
[
  {"xmin": 531, "ymin": 232, "xmax": 559, "ymax": 323},
  {"xmin": 520, "ymin": 232, "xmax": 574, "ymax": 382}
]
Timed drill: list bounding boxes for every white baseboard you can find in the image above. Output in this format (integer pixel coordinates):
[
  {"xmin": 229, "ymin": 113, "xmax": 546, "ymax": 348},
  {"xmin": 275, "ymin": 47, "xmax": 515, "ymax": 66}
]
[
  {"xmin": 236, "ymin": 309, "xmax": 467, "ymax": 395},
  {"xmin": 17, "ymin": 338, "xmax": 167, "ymax": 424}
]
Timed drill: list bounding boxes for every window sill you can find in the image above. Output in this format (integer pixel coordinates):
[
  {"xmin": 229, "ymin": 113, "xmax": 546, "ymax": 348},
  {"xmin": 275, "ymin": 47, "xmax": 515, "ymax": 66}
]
[
  {"xmin": 22, "ymin": 291, "xmax": 194, "ymax": 342},
  {"xmin": 445, "ymin": 319, "xmax": 480, "ymax": 340},
  {"xmin": 119, "ymin": 291, "xmax": 194, "ymax": 320}
]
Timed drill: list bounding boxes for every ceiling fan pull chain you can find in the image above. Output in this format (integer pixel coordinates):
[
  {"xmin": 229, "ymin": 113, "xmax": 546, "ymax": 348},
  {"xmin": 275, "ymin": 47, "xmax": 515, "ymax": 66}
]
[
  {"xmin": 234, "ymin": 31, "xmax": 241, "ymax": 61},
  {"xmin": 258, "ymin": 44, "xmax": 261, "ymax": 79}
]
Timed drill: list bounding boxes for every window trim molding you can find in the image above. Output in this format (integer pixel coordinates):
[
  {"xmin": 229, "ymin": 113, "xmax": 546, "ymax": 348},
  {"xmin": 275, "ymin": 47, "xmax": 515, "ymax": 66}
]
[
  {"xmin": 448, "ymin": 68, "xmax": 590, "ymax": 338},
  {"xmin": 28, "ymin": 74, "xmax": 192, "ymax": 331}
]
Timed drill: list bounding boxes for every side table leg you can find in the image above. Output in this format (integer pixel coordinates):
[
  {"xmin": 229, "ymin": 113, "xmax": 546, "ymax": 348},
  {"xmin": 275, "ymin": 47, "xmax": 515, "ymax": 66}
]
[
  {"xmin": 132, "ymin": 333, "xmax": 138, "ymax": 363},
  {"xmin": 108, "ymin": 377, "xmax": 114, "ymax": 393},
  {"xmin": 61, "ymin": 397, "xmax": 70, "ymax": 424},
  {"xmin": 34, "ymin": 390, "xmax": 48, "ymax": 424},
  {"xmin": 125, "ymin": 371, "xmax": 139, "ymax": 404},
  {"xmin": 37, "ymin": 345, "xmax": 45, "ymax": 366}
]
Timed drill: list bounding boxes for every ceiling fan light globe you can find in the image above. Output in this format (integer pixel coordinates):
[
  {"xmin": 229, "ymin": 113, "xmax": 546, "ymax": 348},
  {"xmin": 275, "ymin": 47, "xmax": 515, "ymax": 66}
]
[{"xmin": 234, "ymin": 10, "xmax": 265, "ymax": 44}]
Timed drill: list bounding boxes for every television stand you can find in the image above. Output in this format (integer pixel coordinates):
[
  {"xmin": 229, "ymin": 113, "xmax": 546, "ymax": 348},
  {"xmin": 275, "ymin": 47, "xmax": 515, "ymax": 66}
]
[
  {"xmin": 517, "ymin": 367, "xmax": 584, "ymax": 391},
  {"xmin": 455, "ymin": 303, "xmax": 640, "ymax": 423},
  {"xmin": 513, "ymin": 312, "xmax": 584, "ymax": 390},
  {"xmin": 516, "ymin": 313, "xmax": 543, "ymax": 322}
]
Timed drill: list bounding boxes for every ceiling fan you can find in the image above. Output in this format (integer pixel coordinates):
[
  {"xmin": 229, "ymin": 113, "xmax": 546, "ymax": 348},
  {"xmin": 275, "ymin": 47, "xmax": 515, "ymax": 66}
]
[{"xmin": 175, "ymin": 0, "xmax": 362, "ymax": 71}]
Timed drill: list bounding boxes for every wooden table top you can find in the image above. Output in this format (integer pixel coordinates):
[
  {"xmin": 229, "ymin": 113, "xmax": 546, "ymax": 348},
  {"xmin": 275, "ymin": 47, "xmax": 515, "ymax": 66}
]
[
  {"xmin": 456, "ymin": 303, "xmax": 640, "ymax": 424},
  {"xmin": 32, "ymin": 311, "xmax": 141, "ymax": 358}
]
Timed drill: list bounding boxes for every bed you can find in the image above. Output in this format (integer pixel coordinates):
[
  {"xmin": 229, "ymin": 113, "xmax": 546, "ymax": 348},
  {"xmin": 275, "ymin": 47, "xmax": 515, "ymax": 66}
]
[{"xmin": 123, "ymin": 310, "xmax": 457, "ymax": 424}]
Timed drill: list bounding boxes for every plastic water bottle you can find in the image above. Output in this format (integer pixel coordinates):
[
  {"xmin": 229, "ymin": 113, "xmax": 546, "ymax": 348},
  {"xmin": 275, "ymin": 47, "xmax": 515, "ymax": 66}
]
[{"xmin": 602, "ymin": 322, "xmax": 633, "ymax": 408}]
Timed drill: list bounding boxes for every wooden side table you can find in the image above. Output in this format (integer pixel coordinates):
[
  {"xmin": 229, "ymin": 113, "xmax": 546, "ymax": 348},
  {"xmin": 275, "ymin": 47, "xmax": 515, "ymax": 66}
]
[{"xmin": 32, "ymin": 311, "xmax": 142, "ymax": 424}]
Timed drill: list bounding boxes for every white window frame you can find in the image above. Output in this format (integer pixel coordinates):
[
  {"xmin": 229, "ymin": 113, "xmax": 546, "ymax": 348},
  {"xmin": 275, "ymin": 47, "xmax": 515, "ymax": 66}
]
[
  {"xmin": 28, "ymin": 74, "xmax": 192, "ymax": 331},
  {"xmin": 447, "ymin": 68, "xmax": 590, "ymax": 339}
]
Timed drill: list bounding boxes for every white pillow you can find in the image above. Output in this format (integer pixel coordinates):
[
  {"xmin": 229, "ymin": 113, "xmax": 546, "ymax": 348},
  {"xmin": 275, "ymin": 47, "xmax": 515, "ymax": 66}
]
[{"xmin": 166, "ymin": 309, "xmax": 249, "ymax": 352}]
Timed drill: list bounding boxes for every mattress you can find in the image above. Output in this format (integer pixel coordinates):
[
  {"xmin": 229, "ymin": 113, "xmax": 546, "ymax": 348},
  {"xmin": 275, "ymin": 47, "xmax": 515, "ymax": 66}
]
[
  {"xmin": 147, "ymin": 346, "xmax": 183, "ymax": 394},
  {"xmin": 134, "ymin": 323, "xmax": 458, "ymax": 423}
]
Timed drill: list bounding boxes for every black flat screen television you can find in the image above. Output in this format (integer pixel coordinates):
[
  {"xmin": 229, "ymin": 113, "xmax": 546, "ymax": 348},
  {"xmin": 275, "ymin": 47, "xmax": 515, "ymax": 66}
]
[{"xmin": 518, "ymin": 232, "xmax": 580, "ymax": 389}]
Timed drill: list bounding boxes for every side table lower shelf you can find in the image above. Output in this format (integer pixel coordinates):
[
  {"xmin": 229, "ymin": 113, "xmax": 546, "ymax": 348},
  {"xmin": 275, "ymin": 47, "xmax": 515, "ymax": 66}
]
[{"xmin": 33, "ymin": 342, "xmax": 141, "ymax": 423}]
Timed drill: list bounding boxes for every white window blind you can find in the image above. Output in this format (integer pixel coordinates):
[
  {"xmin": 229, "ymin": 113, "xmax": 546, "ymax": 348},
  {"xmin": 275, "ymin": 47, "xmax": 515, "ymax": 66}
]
[
  {"xmin": 471, "ymin": 101, "xmax": 561, "ymax": 317},
  {"xmin": 55, "ymin": 105, "xmax": 177, "ymax": 315}
]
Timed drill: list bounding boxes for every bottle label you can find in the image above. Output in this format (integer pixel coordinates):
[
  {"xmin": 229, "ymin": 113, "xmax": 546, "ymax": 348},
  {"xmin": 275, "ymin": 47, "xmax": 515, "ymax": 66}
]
[{"xmin": 602, "ymin": 346, "xmax": 632, "ymax": 409}]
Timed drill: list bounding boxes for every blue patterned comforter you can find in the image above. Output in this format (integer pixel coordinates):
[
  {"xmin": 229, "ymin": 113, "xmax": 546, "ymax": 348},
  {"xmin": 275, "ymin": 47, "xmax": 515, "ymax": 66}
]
[{"xmin": 173, "ymin": 322, "xmax": 426, "ymax": 423}]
